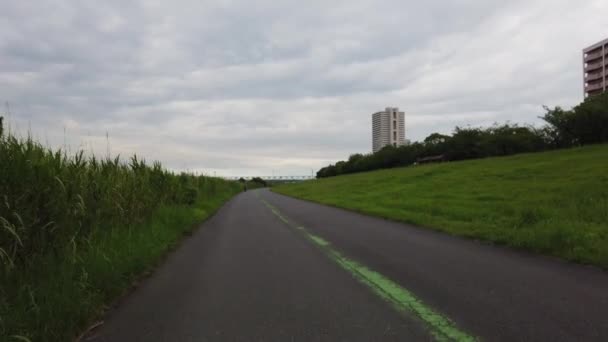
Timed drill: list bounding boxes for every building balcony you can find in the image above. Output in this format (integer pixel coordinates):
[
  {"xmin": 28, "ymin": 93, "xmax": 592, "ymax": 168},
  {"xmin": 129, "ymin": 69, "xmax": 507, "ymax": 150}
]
[
  {"xmin": 585, "ymin": 50, "xmax": 604, "ymax": 61},
  {"xmin": 585, "ymin": 82, "xmax": 604, "ymax": 91},
  {"xmin": 587, "ymin": 88, "xmax": 605, "ymax": 97},
  {"xmin": 586, "ymin": 72, "xmax": 604, "ymax": 81},
  {"xmin": 585, "ymin": 61, "xmax": 603, "ymax": 71}
]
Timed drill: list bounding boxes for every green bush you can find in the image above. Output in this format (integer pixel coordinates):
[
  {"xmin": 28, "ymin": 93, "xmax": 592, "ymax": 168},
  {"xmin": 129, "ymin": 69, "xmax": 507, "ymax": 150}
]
[{"xmin": 182, "ymin": 186, "xmax": 199, "ymax": 205}]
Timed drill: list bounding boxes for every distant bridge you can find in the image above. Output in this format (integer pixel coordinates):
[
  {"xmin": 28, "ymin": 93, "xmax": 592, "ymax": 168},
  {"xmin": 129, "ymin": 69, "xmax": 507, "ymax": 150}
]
[{"xmin": 226, "ymin": 175, "xmax": 315, "ymax": 181}]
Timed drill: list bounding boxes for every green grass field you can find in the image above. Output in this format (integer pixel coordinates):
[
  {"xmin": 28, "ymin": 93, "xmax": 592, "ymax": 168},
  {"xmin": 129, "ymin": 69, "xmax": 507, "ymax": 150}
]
[{"xmin": 274, "ymin": 145, "xmax": 608, "ymax": 268}]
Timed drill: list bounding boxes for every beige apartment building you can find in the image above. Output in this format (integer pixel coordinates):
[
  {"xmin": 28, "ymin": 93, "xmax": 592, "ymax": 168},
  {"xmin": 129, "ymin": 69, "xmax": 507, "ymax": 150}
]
[
  {"xmin": 372, "ymin": 107, "xmax": 405, "ymax": 153},
  {"xmin": 583, "ymin": 37, "xmax": 608, "ymax": 98}
]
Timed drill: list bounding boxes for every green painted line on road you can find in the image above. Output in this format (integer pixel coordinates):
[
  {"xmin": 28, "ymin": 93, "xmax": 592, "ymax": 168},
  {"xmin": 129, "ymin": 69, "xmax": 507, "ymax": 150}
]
[
  {"xmin": 307, "ymin": 233, "xmax": 330, "ymax": 247},
  {"xmin": 260, "ymin": 198, "xmax": 476, "ymax": 342},
  {"xmin": 270, "ymin": 207, "xmax": 289, "ymax": 224}
]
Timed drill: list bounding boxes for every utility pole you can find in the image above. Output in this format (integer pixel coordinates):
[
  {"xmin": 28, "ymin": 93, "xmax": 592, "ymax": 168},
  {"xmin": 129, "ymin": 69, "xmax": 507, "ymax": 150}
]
[
  {"xmin": 106, "ymin": 131, "xmax": 110, "ymax": 159},
  {"xmin": 4, "ymin": 101, "xmax": 10, "ymax": 136},
  {"xmin": 0, "ymin": 102, "xmax": 5, "ymax": 138}
]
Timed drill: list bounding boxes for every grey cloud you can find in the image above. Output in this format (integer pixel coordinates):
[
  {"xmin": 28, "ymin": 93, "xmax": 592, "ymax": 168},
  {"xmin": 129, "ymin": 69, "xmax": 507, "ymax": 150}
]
[{"xmin": 1, "ymin": 0, "xmax": 606, "ymax": 176}]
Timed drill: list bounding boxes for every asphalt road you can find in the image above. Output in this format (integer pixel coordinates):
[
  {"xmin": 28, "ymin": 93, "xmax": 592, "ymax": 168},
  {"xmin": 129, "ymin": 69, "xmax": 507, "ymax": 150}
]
[{"xmin": 87, "ymin": 189, "xmax": 608, "ymax": 341}]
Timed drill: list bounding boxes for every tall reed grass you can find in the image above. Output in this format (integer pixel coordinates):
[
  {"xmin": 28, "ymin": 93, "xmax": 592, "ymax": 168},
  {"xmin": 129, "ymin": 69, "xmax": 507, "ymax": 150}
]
[{"xmin": 0, "ymin": 122, "xmax": 240, "ymax": 341}]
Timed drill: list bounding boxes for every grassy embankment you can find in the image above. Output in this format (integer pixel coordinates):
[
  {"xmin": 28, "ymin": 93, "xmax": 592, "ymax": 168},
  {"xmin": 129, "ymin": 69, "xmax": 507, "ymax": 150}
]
[
  {"xmin": 275, "ymin": 145, "xmax": 608, "ymax": 268},
  {"xmin": 0, "ymin": 131, "xmax": 240, "ymax": 341}
]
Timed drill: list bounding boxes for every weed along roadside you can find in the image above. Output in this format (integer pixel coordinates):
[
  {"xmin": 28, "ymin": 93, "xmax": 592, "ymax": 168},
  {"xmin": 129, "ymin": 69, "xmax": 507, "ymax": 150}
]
[
  {"xmin": 274, "ymin": 144, "xmax": 608, "ymax": 269},
  {"xmin": 0, "ymin": 129, "xmax": 241, "ymax": 342}
]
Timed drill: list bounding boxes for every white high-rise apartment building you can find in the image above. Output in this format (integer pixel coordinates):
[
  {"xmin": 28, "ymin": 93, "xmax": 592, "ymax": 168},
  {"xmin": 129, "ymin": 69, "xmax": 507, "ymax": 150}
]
[
  {"xmin": 583, "ymin": 37, "xmax": 608, "ymax": 98},
  {"xmin": 372, "ymin": 107, "xmax": 405, "ymax": 153}
]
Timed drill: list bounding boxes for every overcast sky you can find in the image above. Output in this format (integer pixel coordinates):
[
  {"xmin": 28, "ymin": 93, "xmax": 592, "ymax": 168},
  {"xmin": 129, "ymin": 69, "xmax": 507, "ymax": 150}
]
[{"xmin": 1, "ymin": 0, "xmax": 607, "ymax": 176}]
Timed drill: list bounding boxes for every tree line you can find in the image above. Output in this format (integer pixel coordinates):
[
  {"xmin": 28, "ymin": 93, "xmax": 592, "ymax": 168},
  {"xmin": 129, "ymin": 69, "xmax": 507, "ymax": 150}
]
[{"xmin": 317, "ymin": 92, "xmax": 608, "ymax": 178}]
